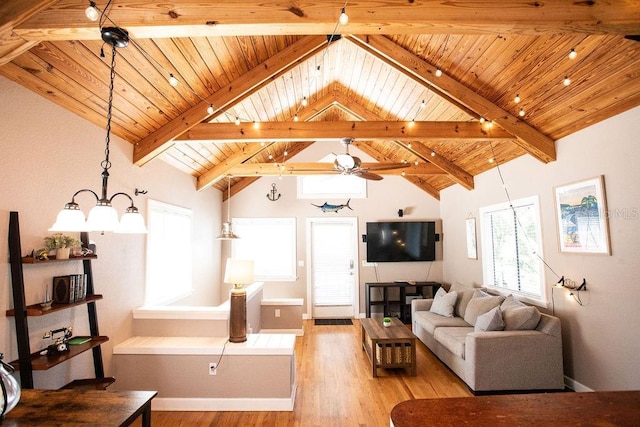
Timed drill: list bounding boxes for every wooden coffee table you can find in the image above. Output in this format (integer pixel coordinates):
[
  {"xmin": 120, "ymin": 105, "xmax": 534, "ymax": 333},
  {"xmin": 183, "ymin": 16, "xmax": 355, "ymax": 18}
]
[{"xmin": 361, "ymin": 317, "xmax": 416, "ymax": 377}]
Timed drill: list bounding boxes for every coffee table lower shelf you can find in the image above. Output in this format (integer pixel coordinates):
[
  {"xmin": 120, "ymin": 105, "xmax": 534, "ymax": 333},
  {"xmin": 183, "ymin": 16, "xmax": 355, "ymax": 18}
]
[{"xmin": 361, "ymin": 318, "xmax": 416, "ymax": 377}]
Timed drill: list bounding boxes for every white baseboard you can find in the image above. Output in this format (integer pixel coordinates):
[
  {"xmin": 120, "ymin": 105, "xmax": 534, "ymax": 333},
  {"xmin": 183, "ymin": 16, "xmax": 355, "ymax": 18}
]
[
  {"xmin": 151, "ymin": 385, "xmax": 297, "ymax": 412},
  {"xmin": 260, "ymin": 328, "xmax": 303, "ymax": 336},
  {"xmin": 564, "ymin": 375, "xmax": 593, "ymax": 392}
]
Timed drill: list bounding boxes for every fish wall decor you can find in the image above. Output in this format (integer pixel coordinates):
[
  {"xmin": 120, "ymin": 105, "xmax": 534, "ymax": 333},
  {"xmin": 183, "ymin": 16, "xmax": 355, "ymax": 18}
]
[{"xmin": 311, "ymin": 199, "xmax": 353, "ymax": 213}]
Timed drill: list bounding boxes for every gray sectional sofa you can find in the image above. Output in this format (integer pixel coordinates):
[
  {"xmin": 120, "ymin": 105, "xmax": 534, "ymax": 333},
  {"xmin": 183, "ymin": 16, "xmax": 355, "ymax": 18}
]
[{"xmin": 411, "ymin": 283, "xmax": 565, "ymax": 393}]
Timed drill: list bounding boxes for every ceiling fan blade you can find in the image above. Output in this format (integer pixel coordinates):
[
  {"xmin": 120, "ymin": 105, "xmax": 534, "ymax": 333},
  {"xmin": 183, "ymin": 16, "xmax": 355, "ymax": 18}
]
[
  {"xmin": 354, "ymin": 170, "xmax": 383, "ymax": 181},
  {"xmin": 365, "ymin": 162, "xmax": 410, "ymax": 171}
]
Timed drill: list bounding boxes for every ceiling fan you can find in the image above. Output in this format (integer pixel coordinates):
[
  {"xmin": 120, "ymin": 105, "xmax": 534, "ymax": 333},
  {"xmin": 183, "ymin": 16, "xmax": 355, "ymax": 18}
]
[{"xmin": 332, "ymin": 137, "xmax": 384, "ymax": 181}]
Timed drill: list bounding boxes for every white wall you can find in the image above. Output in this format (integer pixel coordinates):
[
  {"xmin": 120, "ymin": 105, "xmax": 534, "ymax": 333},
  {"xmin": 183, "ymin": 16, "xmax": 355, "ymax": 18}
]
[
  {"xmin": 0, "ymin": 76, "xmax": 221, "ymax": 388},
  {"xmin": 224, "ymin": 141, "xmax": 444, "ymax": 315},
  {"xmin": 440, "ymin": 106, "xmax": 640, "ymax": 391}
]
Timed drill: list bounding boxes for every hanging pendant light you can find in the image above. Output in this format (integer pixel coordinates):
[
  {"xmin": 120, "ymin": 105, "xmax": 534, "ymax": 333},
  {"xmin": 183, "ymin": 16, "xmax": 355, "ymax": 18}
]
[
  {"xmin": 217, "ymin": 176, "xmax": 239, "ymax": 240},
  {"xmin": 50, "ymin": 26, "xmax": 146, "ymax": 234}
]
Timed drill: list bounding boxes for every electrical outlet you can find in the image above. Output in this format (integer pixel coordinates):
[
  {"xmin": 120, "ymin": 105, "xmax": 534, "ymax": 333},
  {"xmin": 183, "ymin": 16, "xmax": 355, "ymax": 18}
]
[
  {"xmin": 209, "ymin": 362, "xmax": 217, "ymax": 376},
  {"xmin": 275, "ymin": 309, "xmax": 281, "ymax": 318}
]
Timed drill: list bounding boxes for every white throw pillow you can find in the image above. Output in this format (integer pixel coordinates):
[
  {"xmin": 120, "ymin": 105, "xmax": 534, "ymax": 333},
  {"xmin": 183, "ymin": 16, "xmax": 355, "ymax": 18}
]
[
  {"xmin": 474, "ymin": 306, "xmax": 505, "ymax": 332},
  {"xmin": 429, "ymin": 287, "xmax": 458, "ymax": 317}
]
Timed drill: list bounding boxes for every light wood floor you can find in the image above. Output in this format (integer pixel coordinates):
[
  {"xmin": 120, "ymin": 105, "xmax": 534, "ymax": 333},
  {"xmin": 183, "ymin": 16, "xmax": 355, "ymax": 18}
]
[{"xmin": 140, "ymin": 319, "xmax": 472, "ymax": 426}]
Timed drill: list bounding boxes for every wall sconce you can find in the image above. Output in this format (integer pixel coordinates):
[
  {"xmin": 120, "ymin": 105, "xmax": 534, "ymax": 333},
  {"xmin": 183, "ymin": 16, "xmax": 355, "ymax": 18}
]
[{"xmin": 224, "ymin": 259, "xmax": 254, "ymax": 343}]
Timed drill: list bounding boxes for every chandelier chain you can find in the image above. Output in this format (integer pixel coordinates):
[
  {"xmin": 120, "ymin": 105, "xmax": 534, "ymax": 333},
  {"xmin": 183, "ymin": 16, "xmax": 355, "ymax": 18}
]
[{"xmin": 101, "ymin": 44, "xmax": 116, "ymax": 172}]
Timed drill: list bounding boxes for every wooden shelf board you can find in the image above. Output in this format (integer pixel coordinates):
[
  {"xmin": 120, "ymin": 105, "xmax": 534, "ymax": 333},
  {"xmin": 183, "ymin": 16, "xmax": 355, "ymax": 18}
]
[
  {"xmin": 21, "ymin": 254, "xmax": 97, "ymax": 264},
  {"xmin": 6, "ymin": 294, "xmax": 103, "ymax": 317},
  {"xmin": 60, "ymin": 377, "xmax": 116, "ymax": 391},
  {"xmin": 10, "ymin": 336, "xmax": 109, "ymax": 371}
]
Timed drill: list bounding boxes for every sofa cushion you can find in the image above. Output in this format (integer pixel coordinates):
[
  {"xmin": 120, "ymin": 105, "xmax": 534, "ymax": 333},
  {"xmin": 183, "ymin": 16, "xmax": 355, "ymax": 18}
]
[
  {"xmin": 474, "ymin": 306, "xmax": 505, "ymax": 332},
  {"xmin": 463, "ymin": 290, "xmax": 505, "ymax": 326},
  {"xmin": 433, "ymin": 326, "xmax": 474, "ymax": 359},
  {"xmin": 449, "ymin": 282, "xmax": 477, "ymax": 318},
  {"xmin": 501, "ymin": 295, "xmax": 541, "ymax": 330},
  {"xmin": 430, "ymin": 287, "xmax": 458, "ymax": 317},
  {"xmin": 413, "ymin": 311, "xmax": 471, "ymax": 335}
]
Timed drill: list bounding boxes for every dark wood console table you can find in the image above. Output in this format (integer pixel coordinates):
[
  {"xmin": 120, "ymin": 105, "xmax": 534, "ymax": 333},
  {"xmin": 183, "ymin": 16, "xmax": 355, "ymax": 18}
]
[
  {"xmin": 3, "ymin": 389, "xmax": 157, "ymax": 426},
  {"xmin": 365, "ymin": 281, "xmax": 440, "ymax": 323},
  {"xmin": 390, "ymin": 391, "xmax": 640, "ymax": 426}
]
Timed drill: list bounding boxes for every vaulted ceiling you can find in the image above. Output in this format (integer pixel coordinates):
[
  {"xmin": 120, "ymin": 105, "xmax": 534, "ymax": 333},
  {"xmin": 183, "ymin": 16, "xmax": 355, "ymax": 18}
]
[{"xmin": 2, "ymin": 1, "xmax": 640, "ymax": 200}]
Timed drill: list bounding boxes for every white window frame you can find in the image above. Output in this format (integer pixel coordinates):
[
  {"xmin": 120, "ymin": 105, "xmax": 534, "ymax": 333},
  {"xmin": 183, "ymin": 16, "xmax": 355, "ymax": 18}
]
[
  {"xmin": 479, "ymin": 195, "xmax": 546, "ymax": 306},
  {"xmin": 145, "ymin": 199, "xmax": 193, "ymax": 305},
  {"xmin": 231, "ymin": 217, "xmax": 297, "ymax": 281},
  {"xmin": 296, "ymin": 155, "xmax": 367, "ymax": 199}
]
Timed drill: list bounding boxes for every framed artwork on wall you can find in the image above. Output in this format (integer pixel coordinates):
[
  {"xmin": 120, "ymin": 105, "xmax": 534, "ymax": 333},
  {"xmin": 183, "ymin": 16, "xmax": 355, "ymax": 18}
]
[
  {"xmin": 553, "ymin": 175, "xmax": 611, "ymax": 255},
  {"xmin": 465, "ymin": 217, "xmax": 477, "ymax": 259}
]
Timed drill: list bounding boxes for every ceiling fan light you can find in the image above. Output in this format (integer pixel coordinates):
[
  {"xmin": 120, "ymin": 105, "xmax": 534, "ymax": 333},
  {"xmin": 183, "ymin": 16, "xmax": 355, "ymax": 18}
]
[{"xmin": 335, "ymin": 153, "xmax": 355, "ymax": 169}]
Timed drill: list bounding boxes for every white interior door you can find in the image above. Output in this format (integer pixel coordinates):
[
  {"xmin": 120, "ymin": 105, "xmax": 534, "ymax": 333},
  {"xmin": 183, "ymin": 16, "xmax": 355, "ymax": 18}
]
[{"xmin": 307, "ymin": 217, "xmax": 359, "ymax": 318}]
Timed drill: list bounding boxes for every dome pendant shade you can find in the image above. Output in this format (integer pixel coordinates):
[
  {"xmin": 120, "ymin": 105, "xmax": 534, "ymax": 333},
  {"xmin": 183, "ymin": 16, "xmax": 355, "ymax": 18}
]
[
  {"xmin": 86, "ymin": 204, "xmax": 119, "ymax": 232},
  {"xmin": 49, "ymin": 205, "xmax": 87, "ymax": 232}
]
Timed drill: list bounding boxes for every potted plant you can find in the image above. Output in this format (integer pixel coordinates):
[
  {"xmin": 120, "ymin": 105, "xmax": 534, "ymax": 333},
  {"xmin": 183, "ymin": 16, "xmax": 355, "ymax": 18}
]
[
  {"xmin": 44, "ymin": 233, "xmax": 80, "ymax": 260},
  {"xmin": 383, "ymin": 317, "xmax": 392, "ymax": 327}
]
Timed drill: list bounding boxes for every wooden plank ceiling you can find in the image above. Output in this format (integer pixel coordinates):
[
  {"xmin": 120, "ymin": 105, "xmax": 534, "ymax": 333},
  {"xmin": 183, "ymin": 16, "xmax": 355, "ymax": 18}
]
[{"xmin": 1, "ymin": 1, "xmax": 640, "ymax": 200}]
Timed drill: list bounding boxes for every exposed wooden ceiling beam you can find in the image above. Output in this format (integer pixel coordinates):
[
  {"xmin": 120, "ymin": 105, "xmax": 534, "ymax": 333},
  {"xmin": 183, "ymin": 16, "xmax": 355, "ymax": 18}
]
[
  {"xmin": 133, "ymin": 35, "xmax": 327, "ymax": 166},
  {"xmin": 0, "ymin": 0, "xmax": 58, "ymax": 66},
  {"xmin": 15, "ymin": 1, "xmax": 640, "ymax": 41},
  {"xmin": 348, "ymin": 34, "xmax": 557, "ymax": 164},
  {"xmin": 332, "ymin": 92, "xmax": 476, "ymax": 192},
  {"xmin": 397, "ymin": 141, "xmax": 475, "ymax": 190},
  {"xmin": 227, "ymin": 162, "xmax": 443, "ymax": 177},
  {"xmin": 177, "ymin": 121, "xmax": 512, "ymax": 142},
  {"xmin": 196, "ymin": 143, "xmax": 274, "ymax": 192}
]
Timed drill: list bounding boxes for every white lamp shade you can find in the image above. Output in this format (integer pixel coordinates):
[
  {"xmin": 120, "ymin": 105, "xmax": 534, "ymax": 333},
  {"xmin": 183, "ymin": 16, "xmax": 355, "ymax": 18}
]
[
  {"xmin": 49, "ymin": 208, "xmax": 87, "ymax": 232},
  {"xmin": 86, "ymin": 204, "xmax": 119, "ymax": 232},
  {"xmin": 116, "ymin": 211, "xmax": 148, "ymax": 234},
  {"xmin": 224, "ymin": 259, "xmax": 254, "ymax": 285}
]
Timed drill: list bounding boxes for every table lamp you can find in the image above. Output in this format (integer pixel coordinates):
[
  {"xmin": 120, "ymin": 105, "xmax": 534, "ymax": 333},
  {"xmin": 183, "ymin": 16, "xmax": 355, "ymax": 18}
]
[{"xmin": 224, "ymin": 259, "xmax": 254, "ymax": 343}]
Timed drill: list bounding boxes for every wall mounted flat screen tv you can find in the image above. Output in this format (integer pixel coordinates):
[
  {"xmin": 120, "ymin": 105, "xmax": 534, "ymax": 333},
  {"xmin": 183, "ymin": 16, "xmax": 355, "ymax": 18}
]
[{"xmin": 366, "ymin": 221, "xmax": 436, "ymax": 262}]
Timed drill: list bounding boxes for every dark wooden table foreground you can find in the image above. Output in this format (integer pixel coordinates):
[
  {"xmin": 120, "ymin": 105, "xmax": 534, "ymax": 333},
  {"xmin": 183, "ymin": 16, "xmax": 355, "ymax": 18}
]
[
  {"xmin": 391, "ymin": 391, "xmax": 640, "ymax": 426},
  {"xmin": 3, "ymin": 389, "xmax": 157, "ymax": 426}
]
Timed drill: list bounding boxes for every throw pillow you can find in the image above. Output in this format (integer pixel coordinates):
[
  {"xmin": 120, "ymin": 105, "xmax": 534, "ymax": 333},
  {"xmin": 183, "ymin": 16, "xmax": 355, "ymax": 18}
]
[
  {"xmin": 463, "ymin": 290, "xmax": 505, "ymax": 326},
  {"xmin": 449, "ymin": 282, "xmax": 477, "ymax": 318},
  {"xmin": 500, "ymin": 294, "xmax": 542, "ymax": 330},
  {"xmin": 429, "ymin": 287, "xmax": 458, "ymax": 317},
  {"xmin": 474, "ymin": 306, "xmax": 505, "ymax": 332}
]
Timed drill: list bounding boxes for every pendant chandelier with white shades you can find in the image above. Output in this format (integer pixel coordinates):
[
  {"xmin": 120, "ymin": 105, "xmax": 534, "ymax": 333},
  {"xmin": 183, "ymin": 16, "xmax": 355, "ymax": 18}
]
[{"xmin": 49, "ymin": 26, "xmax": 146, "ymax": 234}]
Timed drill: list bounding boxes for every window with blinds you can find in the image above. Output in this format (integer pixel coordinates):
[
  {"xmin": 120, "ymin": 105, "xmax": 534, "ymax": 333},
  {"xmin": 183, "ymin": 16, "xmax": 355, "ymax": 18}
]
[
  {"xmin": 479, "ymin": 196, "xmax": 545, "ymax": 302},
  {"xmin": 145, "ymin": 199, "xmax": 193, "ymax": 305},
  {"xmin": 231, "ymin": 218, "xmax": 297, "ymax": 281}
]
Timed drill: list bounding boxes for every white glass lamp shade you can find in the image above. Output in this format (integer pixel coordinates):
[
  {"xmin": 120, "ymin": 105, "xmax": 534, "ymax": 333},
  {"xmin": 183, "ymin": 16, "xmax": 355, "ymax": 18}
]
[
  {"xmin": 49, "ymin": 207, "xmax": 87, "ymax": 232},
  {"xmin": 335, "ymin": 153, "xmax": 355, "ymax": 169},
  {"xmin": 85, "ymin": 5, "xmax": 99, "ymax": 21},
  {"xmin": 116, "ymin": 211, "xmax": 147, "ymax": 234},
  {"xmin": 86, "ymin": 204, "xmax": 119, "ymax": 232},
  {"xmin": 224, "ymin": 259, "xmax": 254, "ymax": 286}
]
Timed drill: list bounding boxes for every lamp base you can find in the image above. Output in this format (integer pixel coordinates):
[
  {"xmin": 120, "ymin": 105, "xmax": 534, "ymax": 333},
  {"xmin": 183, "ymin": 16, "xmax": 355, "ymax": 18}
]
[{"xmin": 229, "ymin": 286, "xmax": 247, "ymax": 343}]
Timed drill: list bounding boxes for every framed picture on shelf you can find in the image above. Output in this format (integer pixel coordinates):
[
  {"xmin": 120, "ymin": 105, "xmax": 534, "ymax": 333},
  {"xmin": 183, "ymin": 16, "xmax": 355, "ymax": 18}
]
[
  {"xmin": 465, "ymin": 217, "xmax": 477, "ymax": 259},
  {"xmin": 553, "ymin": 175, "xmax": 610, "ymax": 255}
]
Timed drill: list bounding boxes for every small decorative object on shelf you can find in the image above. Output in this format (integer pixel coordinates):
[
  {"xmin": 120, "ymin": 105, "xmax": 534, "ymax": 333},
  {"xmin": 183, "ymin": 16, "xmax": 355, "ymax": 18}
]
[
  {"xmin": 1, "ymin": 352, "xmax": 21, "ymax": 418},
  {"xmin": 43, "ymin": 327, "xmax": 73, "ymax": 357},
  {"xmin": 43, "ymin": 233, "xmax": 80, "ymax": 260},
  {"xmin": 383, "ymin": 317, "xmax": 392, "ymax": 327}
]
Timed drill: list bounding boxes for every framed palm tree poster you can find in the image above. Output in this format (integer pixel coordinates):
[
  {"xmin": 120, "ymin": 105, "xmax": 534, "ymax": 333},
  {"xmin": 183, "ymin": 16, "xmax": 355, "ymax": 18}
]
[{"xmin": 553, "ymin": 175, "xmax": 611, "ymax": 255}]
